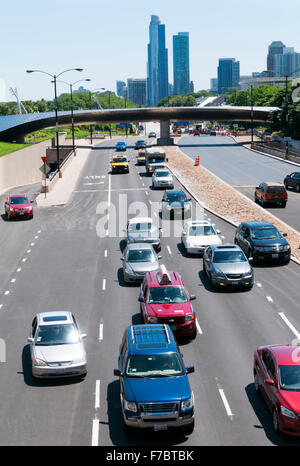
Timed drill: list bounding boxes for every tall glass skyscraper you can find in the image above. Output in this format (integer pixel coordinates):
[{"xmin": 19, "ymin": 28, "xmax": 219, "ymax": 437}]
[
  {"xmin": 147, "ymin": 15, "xmax": 168, "ymax": 106},
  {"xmin": 217, "ymin": 58, "xmax": 240, "ymax": 94},
  {"xmin": 173, "ymin": 32, "xmax": 190, "ymax": 96},
  {"xmin": 267, "ymin": 41, "xmax": 285, "ymax": 77}
]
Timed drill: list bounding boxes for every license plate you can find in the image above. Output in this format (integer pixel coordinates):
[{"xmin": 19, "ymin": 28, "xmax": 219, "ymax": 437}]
[
  {"xmin": 154, "ymin": 424, "xmax": 168, "ymax": 431},
  {"xmin": 19, "ymin": 212, "xmax": 24, "ymax": 215},
  {"xmin": 272, "ymin": 254, "xmax": 279, "ymax": 258},
  {"xmin": 232, "ymin": 281, "xmax": 239, "ymax": 285},
  {"xmin": 171, "ymin": 325, "xmax": 177, "ymax": 331}
]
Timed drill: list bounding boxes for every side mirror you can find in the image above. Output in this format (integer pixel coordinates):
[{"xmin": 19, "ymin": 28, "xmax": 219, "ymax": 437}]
[
  {"xmin": 248, "ymin": 257, "xmax": 253, "ymax": 262},
  {"xmin": 186, "ymin": 366, "xmax": 195, "ymax": 374},
  {"xmin": 158, "ymin": 255, "xmax": 162, "ymax": 260},
  {"xmin": 255, "ymin": 186, "xmax": 260, "ymax": 190},
  {"xmin": 114, "ymin": 369, "xmax": 123, "ymax": 377},
  {"xmin": 264, "ymin": 378, "xmax": 274, "ymax": 386},
  {"xmin": 189, "ymin": 294, "xmax": 196, "ymax": 301},
  {"xmin": 138, "ymin": 296, "xmax": 145, "ymax": 303},
  {"xmin": 80, "ymin": 333, "xmax": 87, "ymax": 340},
  {"xmin": 30, "ymin": 200, "xmax": 34, "ymax": 204},
  {"xmin": 27, "ymin": 337, "xmax": 34, "ymax": 343},
  {"xmin": 216, "ymin": 229, "xmax": 221, "ymax": 234}
]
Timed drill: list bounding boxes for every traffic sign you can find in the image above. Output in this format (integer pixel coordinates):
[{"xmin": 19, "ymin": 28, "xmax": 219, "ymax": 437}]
[{"xmin": 41, "ymin": 156, "xmax": 48, "ymax": 163}]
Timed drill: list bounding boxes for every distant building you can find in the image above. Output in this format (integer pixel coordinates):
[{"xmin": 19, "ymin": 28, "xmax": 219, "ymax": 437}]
[
  {"xmin": 173, "ymin": 32, "xmax": 190, "ymax": 96},
  {"xmin": 210, "ymin": 78, "xmax": 218, "ymax": 93},
  {"xmin": 147, "ymin": 15, "xmax": 169, "ymax": 106},
  {"xmin": 267, "ymin": 41, "xmax": 285, "ymax": 77},
  {"xmin": 127, "ymin": 79, "xmax": 147, "ymax": 106},
  {"xmin": 73, "ymin": 85, "xmax": 90, "ymax": 94},
  {"xmin": 217, "ymin": 58, "xmax": 240, "ymax": 93},
  {"xmin": 189, "ymin": 81, "xmax": 194, "ymax": 93},
  {"xmin": 274, "ymin": 47, "xmax": 300, "ymax": 77},
  {"xmin": 116, "ymin": 80, "xmax": 126, "ymax": 97},
  {"xmin": 168, "ymin": 83, "xmax": 173, "ymax": 96}
]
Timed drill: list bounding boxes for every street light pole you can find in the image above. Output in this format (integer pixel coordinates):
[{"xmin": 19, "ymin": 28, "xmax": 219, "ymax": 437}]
[{"xmin": 250, "ymin": 84, "xmax": 254, "ymax": 144}]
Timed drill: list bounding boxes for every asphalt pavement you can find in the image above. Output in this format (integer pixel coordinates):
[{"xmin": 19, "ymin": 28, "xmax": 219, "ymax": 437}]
[{"xmin": 1, "ymin": 137, "xmax": 300, "ymax": 445}]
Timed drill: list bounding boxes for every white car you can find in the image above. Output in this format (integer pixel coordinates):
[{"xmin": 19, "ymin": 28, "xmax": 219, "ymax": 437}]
[
  {"xmin": 181, "ymin": 220, "xmax": 222, "ymax": 254},
  {"xmin": 152, "ymin": 169, "xmax": 174, "ymax": 189}
]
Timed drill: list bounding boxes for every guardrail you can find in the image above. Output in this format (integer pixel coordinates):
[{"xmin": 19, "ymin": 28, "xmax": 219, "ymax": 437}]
[{"xmin": 251, "ymin": 142, "xmax": 300, "ymax": 163}]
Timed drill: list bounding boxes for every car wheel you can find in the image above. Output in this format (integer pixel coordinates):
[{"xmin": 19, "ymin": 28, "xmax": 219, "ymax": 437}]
[
  {"xmin": 281, "ymin": 202, "xmax": 286, "ymax": 208},
  {"xmin": 183, "ymin": 420, "xmax": 194, "ymax": 435},
  {"xmin": 254, "ymin": 371, "xmax": 260, "ymax": 394},
  {"xmin": 296, "ymin": 184, "xmax": 300, "ymax": 193},
  {"xmin": 284, "ymin": 182, "xmax": 288, "ymax": 190},
  {"xmin": 272, "ymin": 408, "xmax": 280, "ymax": 434},
  {"xmin": 254, "ymin": 195, "xmax": 258, "ymax": 203}
]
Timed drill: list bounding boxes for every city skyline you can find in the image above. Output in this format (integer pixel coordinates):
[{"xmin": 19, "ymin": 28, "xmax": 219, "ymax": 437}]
[{"xmin": 1, "ymin": 0, "xmax": 300, "ymax": 101}]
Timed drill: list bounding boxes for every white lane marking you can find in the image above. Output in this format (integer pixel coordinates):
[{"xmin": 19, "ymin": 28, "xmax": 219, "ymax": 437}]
[
  {"xmin": 167, "ymin": 245, "xmax": 172, "ymax": 255},
  {"xmin": 108, "ymin": 174, "xmax": 111, "ymax": 207},
  {"xmin": 83, "ymin": 182, "xmax": 105, "ymax": 186},
  {"xmin": 102, "ymin": 279, "xmax": 106, "ymax": 291},
  {"xmin": 154, "ymin": 212, "xmax": 157, "ymax": 217},
  {"xmin": 221, "ymin": 236, "xmax": 225, "ymax": 239},
  {"xmin": 38, "ymin": 230, "xmax": 41, "ymax": 233},
  {"xmin": 91, "ymin": 419, "xmax": 99, "ymax": 446},
  {"xmin": 4, "ymin": 291, "xmax": 9, "ymax": 296},
  {"xmin": 266, "ymin": 296, "xmax": 273, "ymax": 303},
  {"xmin": 278, "ymin": 312, "xmax": 300, "ymax": 340},
  {"xmin": 11, "ymin": 279, "xmax": 16, "ymax": 283},
  {"xmin": 31, "ymin": 243, "xmax": 35, "ymax": 246},
  {"xmin": 218, "ymin": 388, "xmax": 234, "ymax": 417},
  {"xmin": 142, "ymin": 183, "xmax": 145, "ymax": 186},
  {"xmin": 22, "ymin": 258, "xmax": 27, "ymax": 263},
  {"xmin": 95, "ymin": 380, "xmax": 101, "ymax": 409},
  {"xmin": 104, "ymin": 250, "xmax": 108, "ymax": 258},
  {"xmin": 145, "ymin": 191, "xmax": 148, "ymax": 195},
  {"xmin": 196, "ymin": 319, "xmax": 203, "ymax": 334},
  {"xmin": 256, "ymin": 283, "xmax": 262, "ymax": 288},
  {"xmin": 34, "ymin": 236, "xmax": 38, "ymax": 239},
  {"xmin": 17, "ymin": 268, "xmax": 21, "ymax": 272},
  {"xmin": 99, "ymin": 323, "xmax": 103, "ymax": 341},
  {"xmin": 27, "ymin": 249, "xmax": 31, "ymax": 253},
  {"xmin": 0, "ymin": 304, "xmax": 3, "ymax": 310},
  {"xmin": 207, "ymin": 218, "xmax": 211, "ymax": 221}
]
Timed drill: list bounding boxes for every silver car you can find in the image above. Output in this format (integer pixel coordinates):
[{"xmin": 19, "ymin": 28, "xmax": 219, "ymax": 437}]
[
  {"xmin": 203, "ymin": 244, "xmax": 253, "ymax": 290},
  {"xmin": 121, "ymin": 243, "xmax": 161, "ymax": 283},
  {"xmin": 27, "ymin": 311, "xmax": 87, "ymax": 378},
  {"xmin": 152, "ymin": 169, "xmax": 174, "ymax": 189},
  {"xmin": 126, "ymin": 217, "xmax": 161, "ymax": 251}
]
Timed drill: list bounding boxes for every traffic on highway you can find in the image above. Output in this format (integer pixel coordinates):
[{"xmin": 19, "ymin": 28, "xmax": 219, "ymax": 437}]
[{"xmin": 2, "ymin": 133, "xmax": 300, "ymax": 447}]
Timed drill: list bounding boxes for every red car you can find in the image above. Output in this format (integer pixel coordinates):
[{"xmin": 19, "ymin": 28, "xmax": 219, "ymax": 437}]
[
  {"xmin": 254, "ymin": 344, "xmax": 300, "ymax": 436},
  {"xmin": 193, "ymin": 130, "xmax": 200, "ymax": 136},
  {"xmin": 4, "ymin": 193, "xmax": 33, "ymax": 220},
  {"xmin": 138, "ymin": 265, "xmax": 197, "ymax": 339}
]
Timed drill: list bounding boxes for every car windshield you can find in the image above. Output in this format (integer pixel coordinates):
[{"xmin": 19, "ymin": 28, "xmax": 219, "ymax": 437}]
[
  {"xmin": 213, "ymin": 250, "xmax": 246, "ymax": 263},
  {"xmin": 278, "ymin": 365, "xmax": 300, "ymax": 391},
  {"xmin": 113, "ymin": 157, "xmax": 127, "ymax": 163},
  {"xmin": 127, "ymin": 249, "xmax": 155, "ymax": 263},
  {"xmin": 156, "ymin": 171, "xmax": 169, "ymax": 177},
  {"xmin": 128, "ymin": 222, "xmax": 155, "ymax": 233},
  {"xmin": 10, "ymin": 197, "xmax": 29, "ymax": 204},
  {"xmin": 126, "ymin": 353, "xmax": 184, "ymax": 378},
  {"xmin": 189, "ymin": 225, "xmax": 215, "ymax": 236},
  {"xmin": 148, "ymin": 158, "xmax": 164, "ymax": 163},
  {"xmin": 35, "ymin": 324, "xmax": 80, "ymax": 346},
  {"xmin": 117, "ymin": 142, "xmax": 125, "ymax": 146},
  {"xmin": 266, "ymin": 186, "xmax": 285, "ymax": 193},
  {"xmin": 147, "ymin": 286, "xmax": 188, "ymax": 304},
  {"xmin": 166, "ymin": 192, "xmax": 187, "ymax": 202},
  {"xmin": 137, "ymin": 141, "xmax": 145, "ymax": 144},
  {"xmin": 251, "ymin": 228, "xmax": 282, "ymax": 240}
]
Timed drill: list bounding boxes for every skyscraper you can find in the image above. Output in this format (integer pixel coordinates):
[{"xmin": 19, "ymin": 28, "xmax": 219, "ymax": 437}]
[
  {"xmin": 173, "ymin": 32, "xmax": 190, "ymax": 96},
  {"xmin": 127, "ymin": 79, "xmax": 147, "ymax": 105},
  {"xmin": 147, "ymin": 15, "xmax": 168, "ymax": 106},
  {"xmin": 274, "ymin": 47, "xmax": 300, "ymax": 77},
  {"xmin": 267, "ymin": 41, "xmax": 285, "ymax": 76},
  {"xmin": 217, "ymin": 58, "xmax": 240, "ymax": 93},
  {"xmin": 116, "ymin": 81, "xmax": 126, "ymax": 97}
]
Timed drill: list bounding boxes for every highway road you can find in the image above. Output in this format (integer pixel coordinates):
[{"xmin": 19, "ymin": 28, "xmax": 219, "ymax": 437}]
[
  {"xmin": 178, "ymin": 135, "xmax": 300, "ymax": 232},
  {"xmin": 1, "ymin": 137, "xmax": 300, "ymax": 446}
]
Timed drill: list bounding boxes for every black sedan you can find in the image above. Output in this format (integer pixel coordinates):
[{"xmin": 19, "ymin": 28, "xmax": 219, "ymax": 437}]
[
  {"xmin": 284, "ymin": 172, "xmax": 300, "ymax": 193},
  {"xmin": 234, "ymin": 221, "xmax": 290, "ymax": 264},
  {"xmin": 135, "ymin": 140, "xmax": 147, "ymax": 150}
]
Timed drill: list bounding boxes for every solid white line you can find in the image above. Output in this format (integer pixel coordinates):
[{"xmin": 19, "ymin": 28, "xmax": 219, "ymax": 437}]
[
  {"xmin": 196, "ymin": 319, "xmax": 203, "ymax": 334},
  {"xmin": 11, "ymin": 279, "xmax": 16, "ymax": 283},
  {"xmin": 278, "ymin": 312, "xmax": 300, "ymax": 340},
  {"xmin": 108, "ymin": 174, "xmax": 111, "ymax": 207},
  {"xmin": 95, "ymin": 380, "xmax": 100, "ymax": 409},
  {"xmin": 91, "ymin": 419, "xmax": 99, "ymax": 446},
  {"xmin": 266, "ymin": 296, "xmax": 273, "ymax": 303},
  {"xmin": 4, "ymin": 291, "xmax": 9, "ymax": 296},
  {"xmin": 218, "ymin": 388, "xmax": 234, "ymax": 417},
  {"xmin": 102, "ymin": 279, "xmax": 106, "ymax": 291},
  {"xmin": 99, "ymin": 323, "xmax": 103, "ymax": 341}
]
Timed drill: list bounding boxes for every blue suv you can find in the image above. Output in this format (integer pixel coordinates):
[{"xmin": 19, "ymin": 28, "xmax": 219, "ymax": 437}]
[{"xmin": 113, "ymin": 324, "xmax": 195, "ymax": 434}]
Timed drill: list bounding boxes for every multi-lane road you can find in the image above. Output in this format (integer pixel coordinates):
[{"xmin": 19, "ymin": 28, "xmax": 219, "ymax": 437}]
[{"xmin": 1, "ymin": 135, "xmax": 300, "ymax": 446}]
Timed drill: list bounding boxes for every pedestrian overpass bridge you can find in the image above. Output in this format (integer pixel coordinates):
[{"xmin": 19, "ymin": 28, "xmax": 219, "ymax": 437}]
[{"xmin": 0, "ymin": 106, "xmax": 280, "ymax": 144}]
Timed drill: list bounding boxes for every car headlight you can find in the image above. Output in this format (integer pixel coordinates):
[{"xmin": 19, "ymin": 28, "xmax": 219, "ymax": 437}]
[
  {"xmin": 33, "ymin": 358, "xmax": 47, "ymax": 367},
  {"xmin": 10, "ymin": 207, "xmax": 14, "ymax": 212},
  {"xmin": 125, "ymin": 265, "xmax": 135, "ymax": 275},
  {"xmin": 243, "ymin": 272, "xmax": 253, "ymax": 278},
  {"xmin": 281, "ymin": 245, "xmax": 290, "ymax": 251},
  {"xmin": 148, "ymin": 316, "xmax": 158, "ymax": 323},
  {"xmin": 124, "ymin": 400, "xmax": 138, "ymax": 413},
  {"xmin": 181, "ymin": 395, "xmax": 194, "ymax": 411},
  {"xmin": 72, "ymin": 356, "xmax": 86, "ymax": 364},
  {"xmin": 185, "ymin": 314, "xmax": 194, "ymax": 322},
  {"xmin": 280, "ymin": 405, "xmax": 298, "ymax": 419}
]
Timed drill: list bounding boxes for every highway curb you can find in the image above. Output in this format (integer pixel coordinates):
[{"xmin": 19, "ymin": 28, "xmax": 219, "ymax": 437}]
[{"xmin": 166, "ymin": 149, "xmax": 300, "ymax": 266}]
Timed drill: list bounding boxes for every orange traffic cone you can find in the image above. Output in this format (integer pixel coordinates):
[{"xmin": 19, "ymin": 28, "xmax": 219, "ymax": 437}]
[{"xmin": 194, "ymin": 156, "xmax": 200, "ymax": 166}]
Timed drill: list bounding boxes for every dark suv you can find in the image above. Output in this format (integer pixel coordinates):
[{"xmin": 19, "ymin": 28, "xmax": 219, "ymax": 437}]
[
  {"xmin": 114, "ymin": 324, "xmax": 195, "ymax": 434},
  {"xmin": 284, "ymin": 172, "xmax": 300, "ymax": 193},
  {"xmin": 234, "ymin": 221, "xmax": 290, "ymax": 264}
]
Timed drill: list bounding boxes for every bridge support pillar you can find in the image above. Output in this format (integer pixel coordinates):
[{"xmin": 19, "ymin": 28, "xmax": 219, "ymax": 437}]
[{"xmin": 157, "ymin": 120, "xmax": 174, "ymax": 146}]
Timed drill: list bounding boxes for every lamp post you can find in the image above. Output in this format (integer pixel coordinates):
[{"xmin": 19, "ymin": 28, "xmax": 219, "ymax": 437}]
[
  {"xmin": 26, "ymin": 68, "xmax": 83, "ymax": 176},
  {"xmin": 55, "ymin": 78, "xmax": 91, "ymax": 154},
  {"xmin": 250, "ymin": 84, "xmax": 254, "ymax": 144},
  {"xmin": 89, "ymin": 87, "xmax": 106, "ymax": 143}
]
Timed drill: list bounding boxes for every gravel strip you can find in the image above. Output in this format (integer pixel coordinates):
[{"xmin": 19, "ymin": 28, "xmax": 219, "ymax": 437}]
[{"xmin": 163, "ymin": 144, "xmax": 300, "ymax": 263}]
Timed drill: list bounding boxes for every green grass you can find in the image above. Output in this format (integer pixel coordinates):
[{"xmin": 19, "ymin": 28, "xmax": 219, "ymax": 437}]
[{"xmin": 0, "ymin": 142, "xmax": 30, "ymax": 157}]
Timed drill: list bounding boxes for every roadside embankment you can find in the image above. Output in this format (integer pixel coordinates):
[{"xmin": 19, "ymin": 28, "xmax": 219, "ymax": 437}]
[{"xmin": 164, "ymin": 144, "xmax": 300, "ymax": 263}]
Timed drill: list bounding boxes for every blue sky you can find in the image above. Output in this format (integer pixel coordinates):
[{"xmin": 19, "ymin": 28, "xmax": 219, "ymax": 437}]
[{"xmin": 1, "ymin": 0, "xmax": 300, "ymax": 101}]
